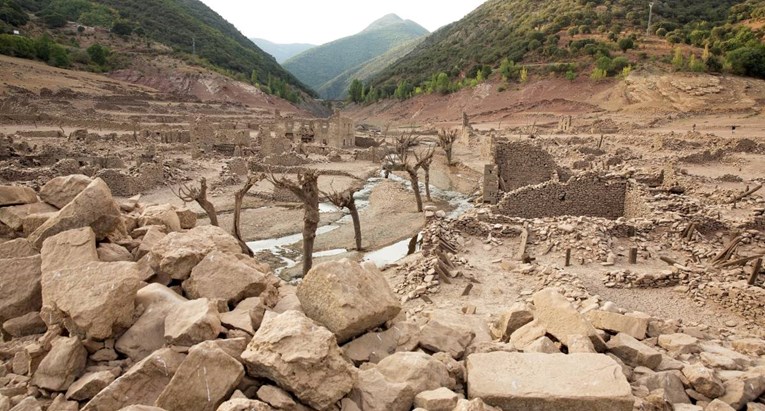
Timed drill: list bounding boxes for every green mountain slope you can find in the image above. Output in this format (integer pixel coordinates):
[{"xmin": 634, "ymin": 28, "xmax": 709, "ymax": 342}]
[
  {"xmin": 250, "ymin": 38, "xmax": 316, "ymax": 63},
  {"xmin": 2, "ymin": 0, "xmax": 314, "ymax": 96},
  {"xmin": 283, "ymin": 13, "xmax": 429, "ymax": 99},
  {"xmin": 372, "ymin": 0, "xmax": 765, "ymax": 93},
  {"xmin": 317, "ymin": 36, "xmax": 425, "ymax": 100}
]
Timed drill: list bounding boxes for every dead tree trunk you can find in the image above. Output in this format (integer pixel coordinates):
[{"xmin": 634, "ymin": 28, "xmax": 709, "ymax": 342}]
[
  {"xmin": 438, "ymin": 129, "xmax": 458, "ymax": 165},
  {"xmin": 420, "ymin": 150, "xmax": 435, "ymax": 202},
  {"xmin": 175, "ymin": 177, "xmax": 218, "ymax": 226},
  {"xmin": 395, "ymin": 132, "xmax": 418, "ymax": 164},
  {"xmin": 404, "ymin": 148, "xmax": 434, "ymax": 212},
  {"xmin": 268, "ymin": 170, "xmax": 320, "ymax": 276},
  {"xmin": 323, "ymin": 187, "xmax": 363, "ymax": 251},
  {"xmin": 232, "ymin": 175, "xmax": 263, "ymax": 257}
]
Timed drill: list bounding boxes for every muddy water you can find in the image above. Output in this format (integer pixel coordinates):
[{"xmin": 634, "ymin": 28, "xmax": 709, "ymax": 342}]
[{"xmin": 246, "ymin": 171, "xmax": 472, "ymax": 273}]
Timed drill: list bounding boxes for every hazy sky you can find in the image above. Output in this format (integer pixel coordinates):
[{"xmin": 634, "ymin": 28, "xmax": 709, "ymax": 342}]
[{"xmin": 198, "ymin": 0, "xmax": 488, "ymax": 45}]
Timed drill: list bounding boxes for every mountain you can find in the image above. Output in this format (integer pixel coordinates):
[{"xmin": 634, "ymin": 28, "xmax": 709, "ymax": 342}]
[
  {"xmin": 251, "ymin": 38, "xmax": 316, "ymax": 63},
  {"xmin": 371, "ymin": 0, "xmax": 765, "ymax": 93},
  {"xmin": 283, "ymin": 13, "xmax": 429, "ymax": 99},
  {"xmin": 2, "ymin": 0, "xmax": 314, "ymax": 97}
]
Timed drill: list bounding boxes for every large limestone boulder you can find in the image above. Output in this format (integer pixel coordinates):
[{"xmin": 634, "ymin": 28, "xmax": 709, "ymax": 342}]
[
  {"xmin": 0, "ymin": 255, "xmax": 42, "ymax": 323},
  {"xmin": 39, "ymin": 175, "xmax": 92, "ymax": 209},
  {"xmin": 31, "ymin": 336, "xmax": 87, "ymax": 392},
  {"xmin": 97, "ymin": 243, "xmax": 133, "ymax": 262},
  {"xmin": 682, "ymin": 363, "xmax": 724, "ymax": 399},
  {"xmin": 0, "ymin": 185, "xmax": 38, "ymax": 206},
  {"xmin": 585, "ymin": 310, "xmax": 648, "ymax": 340},
  {"xmin": 532, "ymin": 289, "xmax": 606, "ymax": 351},
  {"xmin": 183, "ymin": 251, "xmax": 275, "ymax": 306},
  {"xmin": 3, "ymin": 311, "xmax": 46, "ymax": 337},
  {"xmin": 163, "ymin": 298, "xmax": 222, "ymax": 346},
  {"xmin": 139, "ymin": 205, "xmax": 181, "ymax": 233},
  {"xmin": 148, "ymin": 225, "xmax": 241, "ymax": 280},
  {"xmin": 83, "ymin": 348, "xmax": 186, "ymax": 411},
  {"xmin": 0, "ymin": 202, "xmax": 57, "ymax": 231},
  {"xmin": 155, "ymin": 342, "xmax": 244, "ymax": 411},
  {"xmin": 241, "ymin": 310, "xmax": 356, "ymax": 410},
  {"xmin": 377, "ymin": 351, "xmax": 454, "ymax": 393},
  {"xmin": 216, "ymin": 399, "xmax": 273, "ymax": 411},
  {"xmin": 349, "ymin": 368, "xmax": 413, "ymax": 411},
  {"xmin": 41, "ymin": 261, "xmax": 142, "ymax": 340},
  {"xmin": 65, "ymin": 371, "xmax": 117, "ymax": 401},
  {"xmin": 490, "ymin": 303, "xmax": 533, "ymax": 341},
  {"xmin": 607, "ymin": 333, "xmax": 662, "ymax": 369},
  {"xmin": 466, "ymin": 352, "xmax": 633, "ymax": 410},
  {"xmin": 40, "ymin": 227, "xmax": 98, "ymax": 275},
  {"xmin": 0, "ymin": 238, "xmax": 37, "ymax": 259},
  {"xmin": 116, "ymin": 284, "xmax": 187, "ymax": 361},
  {"xmin": 419, "ymin": 316, "xmax": 476, "ymax": 359},
  {"xmin": 296, "ymin": 259, "xmax": 401, "ymax": 343},
  {"xmin": 29, "ymin": 178, "xmax": 123, "ymax": 248}
]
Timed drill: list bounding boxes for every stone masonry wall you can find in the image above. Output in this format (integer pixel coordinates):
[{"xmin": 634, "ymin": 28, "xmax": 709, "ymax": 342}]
[
  {"xmin": 494, "ymin": 141, "xmax": 559, "ymax": 192},
  {"xmin": 495, "ymin": 174, "xmax": 628, "ymax": 219}
]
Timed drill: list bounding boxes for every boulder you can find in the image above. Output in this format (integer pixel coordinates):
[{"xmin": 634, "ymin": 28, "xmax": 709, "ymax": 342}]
[
  {"xmin": 706, "ymin": 399, "xmax": 736, "ymax": 411},
  {"xmin": 343, "ymin": 322, "xmax": 420, "ymax": 365},
  {"xmin": 183, "ymin": 251, "xmax": 275, "ymax": 306},
  {"xmin": 524, "ymin": 336, "xmax": 560, "ymax": 353},
  {"xmin": 414, "ymin": 387, "xmax": 459, "ymax": 411},
  {"xmin": 567, "ymin": 334, "xmax": 597, "ymax": 353},
  {"xmin": 29, "ymin": 178, "xmax": 123, "ymax": 248},
  {"xmin": 349, "ymin": 368, "xmax": 414, "ymax": 411},
  {"xmin": 22, "ymin": 212, "xmax": 56, "ymax": 237},
  {"xmin": 241, "ymin": 310, "xmax": 356, "ymax": 410},
  {"xmin": 0, "ymin": 185, "xmax": 37, "ymax": 207},
  {"xmin": 256, "ymin": 385, "xmax": 298, "ymax": 409},
  {"xmin": 731, "ymin": 338, "xmax": 765, "ymax": 356},
  {"xmin": 375, "ymin": 351, "xmax": 454, "ymax": 397},
  {"xmin": 164, "ymin": 298, "xmax": 221, "ymax": 346},
  {"xmin": 607, "ymin": 333, "xmax": 663, "ymax": 369},
  {"xmin": 466, "ymin": 352, "xmax": 633, "ymax": 411},
  {"xmin": 490, "ymin": 303, "xmax": 533, "ymax": 341},
  {"xmin": 48, "ymin": 394, "xmax": 79, "ymax": 411},
  {"xmin": 419, "ymin": 317, "xmax": 475, "ymax": 359},
  {"xmin": 219, "ymin": 297, "xmax": 265, "ymax": 335},
  {"xmin": 148, "ymin": 225, "xmax": 241, "ymax": 280},
  {"xmin": 136, "ymin": 226, "xmax": 166, "ymax": 259},
  {"xmin": 40, "ymin": 227, "xmax": 98, "ymax": 275},
  {"xmin": 717, "ymin": 372, "xmax": 765, "ymax": 409},
  {"xmin": 31, "ymin": 336, "xmax": 87, "ymax": 392},
  {"xmin": 532, "ymin": 289, "xmax": 606, "ymax": 351},
  {"xmin": 8, "ymin": 397, "xmax": 41, "ymax": 411},
  {"xmin": 509, "ymin": 320, "xmax": 547, "ymax": 350},
  {"xmin": 3, "ymin": 312, "xmax": 46, "ymax": 338},
  {"xmin": 215, "ymin": 399, "xmax": 273, "ymax": 411},
  {"xmin": 682, "ymin": 364, "xmax": 724, "ymax": 399},
  {"xmin": 39, "ymin": 175, "xmax": 92, "ymax": 209},
  {"xmin": 658, "ymin": 333, "xmax": 700, "ymax": 355},
  {"xmin": 139, "ymin": 205, "xmax": 181, "ymax": 233},
  {"xmin": 116, "ymin": 284, "xmax": 187, "ymax": 361},
  {"xmin": 0, "ymin": 202, "xmax": 57, "ymax": 231},
  {"xmin": 0, "ymin": 238, "xmax": 37, "ymax": 259},
  {"xmin": 83, "ymin": 348, "xmax": 186, "ymax": 411},
  {"xmin": 585, "ymin": 310, "xmax": 648, "ymax": 340},
  {"xmin": 0, "ymin": 255, "xmax": 42, "ymax": 323},
  {"xmin": 296, "ymin": 259, "xmax": 401, "ymax": 343},
  {"xmin": 65, "ymin": 371, "xmax": 116, "ymax": 401},
  {"xmin": 41, "ymin": 261, "xmax": 142, "ymax": 340},
  {"xmin": 97, "ymin": 243, "xmax": 134, "ymax": 262},
  {"xmin": 155, "ymin": 342, "xmax": 244, "ymax": 411},
  {"xmin": 637, "ymin": 371, "xmax": 691, "ymax": 404},
  {"xmin": 174, "ymin": 208, "xmax": 197, "ymax": 229}
]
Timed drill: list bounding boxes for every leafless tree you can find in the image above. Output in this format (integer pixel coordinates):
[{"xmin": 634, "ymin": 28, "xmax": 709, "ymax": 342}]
[
  {"xmin": 404, "ymin": 148, "xmax": 435, "ymax": 212},
  {"xmin": 322, "ymin": 185, "xmax": 363, "ymax": 251},
  {"xmin": 438, "ymin": 129, "xmax": 458, "ymax": 165},
  {"xmin": 266, "ymin": 169, "xmax": 321, "ymax": 276},
  {"xmin": 174, "ymin": 177, "xmax": 218, "ymax": 226},
  {"xmin": 395, "ymin": 132, "xmax": 418, "ymax": 164},
  {"xmin": 232, "ymin": 174, "xmax": 265, "ymax": 256},
  {"xmin": 418, "ymin": 147, "xmax": 436, "ymax": 202}
]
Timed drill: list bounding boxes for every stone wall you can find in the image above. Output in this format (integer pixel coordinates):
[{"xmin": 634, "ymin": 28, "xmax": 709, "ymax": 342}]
[
  {"xmin": 493, "ymin": 141, "xmax": 560, "ymax": 192},
  {"xmin": 495, "ymin": 174, "xmax": 628, "ymax": 220},
  {"xmin": 703, "ymin": 281, "xmax": 765, "ymax": 321}
]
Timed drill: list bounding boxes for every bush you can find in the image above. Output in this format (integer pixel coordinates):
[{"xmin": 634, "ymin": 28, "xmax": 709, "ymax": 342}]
[
  {"xmin": 70, "ymin": 48, "xmax": 90, "ymax": 64},
  {"xmin": 590, "ymin": 67, "xmax": 607, "ymax": 80},
  {"xmin": 565, "ymin": 70, "xmax": 577, "ymax": 81},
  {"xmin": 49, "ymin": 44, "xmax": 69, "ymax": 67},
  {"xmin": 111, "ymin": 20, "xmax": 133, "ymax": 36},
  {"xmin": 0, "ymin": 0, "xmax": 29, "ymax": 26},
  {"xmin": 0, "ymin": 34, "xmax": 35, "ymax": 58},
  {"xmin": 618, "ymin": 37, "xmax": 635, "ymax": 52},
  {"xmin": 42, "ymin": 13, "xmax": 67, "ymax": 28},
  {"xmin": 610, "ymin": 56, "xmax": 630, "ymax": 73},
  {"xmin": 726, "ymin": 45, "xmax": 765, "ymax": 79},
  {"xmin": 87, "ymin": 43, "xmax": 107, "ymax": 65},
  {"xmin": 656, "ymin": 28, "xmax": 668, "ymax": 37}
]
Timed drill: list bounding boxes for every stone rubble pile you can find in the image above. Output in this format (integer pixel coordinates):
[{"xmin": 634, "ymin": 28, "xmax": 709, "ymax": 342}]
[{"xmin": 0, "ymin": 176, "xmax": 764, "ymax": 410}]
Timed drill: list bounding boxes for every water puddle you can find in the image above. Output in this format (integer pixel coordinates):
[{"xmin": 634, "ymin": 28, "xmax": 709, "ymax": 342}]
[{"xmin": 363, "ymin": 233, "xmax": 422, "ymax": 268}]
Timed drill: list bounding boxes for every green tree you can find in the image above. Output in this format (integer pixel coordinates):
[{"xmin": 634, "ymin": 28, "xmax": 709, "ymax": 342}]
[
  {"xmin": 394, "ymin": 80, "xmax": 412, "ymax": 100},
  {"xmin": 435, "ymin": 72, "xmax": 450, "ymax": 94},
  {"xmin": 87, "ymin": 43, "xmax": 107, "ymax": 66},
  {"xmin": 672, "ymin": 47, "xmax": 685, "ymax": 70},
  {"xmin": 617, "ymin": 37, "xmax": 634, "ymax": 52},
  {"xmin": 348, "ymin": 79, "xmax": 363, "ymax": 103},
  {"xmin": 726, "ymin": 45, "xmax": 765, "ymax": 79},
  {"xmin": 49, "ymin": 45, "xmax": 69, "ymax": 67},
  {"xmin": 42, "ymin": 13, "xmax": 66, "ymax": 28},
  {"xmin": 111, "ymin": 20, "xmax": 133, "ymax": 36},
  {"xmin": 250, "ymin": 69, "xmax": 258, "ymax": 84},
  {"xmin": 519, "ymin": 66, "xmax": 528, "ymax": 83},
  {"xmin": 688, "ymin": 54, "xmax": 706, "ymax": 72}
]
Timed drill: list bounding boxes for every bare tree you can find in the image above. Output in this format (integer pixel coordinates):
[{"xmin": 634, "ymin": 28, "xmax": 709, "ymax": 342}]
[
  {"xmin": 232, "ymin": 174, "xmax": 264, "ymax": 256},
  {"xmin": 404, "ymin": 148, "xmax": 434, "ymax": 212},
  {"xmin": 419, "ymin": 147, "xmax": 436, "ymax": 202},
  {"xmin": 322, "ymin": 185, "xmax": 363, "ymax": 251},
  {"xmin": 438, "ymin": 129, "xmax": 458, "ymax": 165},
  {"xmin": 395, "ymin": 132, "xmax": 418, "ymax": 164},
  {"xmin": 266, "ymin": 169, "xmax": 320, "ymax": 276},
  {"xmin": 175, "ymin": 177, "xmax": 218, "ymax": 226}
]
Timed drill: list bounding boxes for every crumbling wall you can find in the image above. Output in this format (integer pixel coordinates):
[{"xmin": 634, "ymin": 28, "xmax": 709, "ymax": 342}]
[
  {"xmin": 493, "ymin": 141, "xmax": 560, "ymax": 192},
  {"xmin": 495, "ymin": 174, "xmax": 628, "ymax": 219}
]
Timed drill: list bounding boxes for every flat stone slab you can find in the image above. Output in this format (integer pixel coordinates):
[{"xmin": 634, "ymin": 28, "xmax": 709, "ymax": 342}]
[{"xmin": 466, "ymin": 352, "xmax": 634, "ymax": 411}]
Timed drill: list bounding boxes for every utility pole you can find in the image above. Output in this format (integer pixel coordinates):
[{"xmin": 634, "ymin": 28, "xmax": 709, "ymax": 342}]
[{"xmin": 647, "ymin": 2, "xmax": 654, "ymax": 35}]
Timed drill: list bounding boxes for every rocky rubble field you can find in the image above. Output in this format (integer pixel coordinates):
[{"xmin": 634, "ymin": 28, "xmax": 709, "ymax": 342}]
[{"xmin": 0, "ymin": 173, "xmax": 763, "ymax": 411}]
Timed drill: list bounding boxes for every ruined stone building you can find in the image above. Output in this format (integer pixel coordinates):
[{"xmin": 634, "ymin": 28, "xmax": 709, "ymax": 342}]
[{"xmin": 272, "ymin": 111, "xmax": 355, "ymax": 149}]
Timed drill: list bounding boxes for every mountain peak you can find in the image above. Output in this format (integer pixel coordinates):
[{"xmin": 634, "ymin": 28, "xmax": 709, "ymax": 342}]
[{"xmin": 363, "ymin": 13, "xmax": 405, "ymax": 32}]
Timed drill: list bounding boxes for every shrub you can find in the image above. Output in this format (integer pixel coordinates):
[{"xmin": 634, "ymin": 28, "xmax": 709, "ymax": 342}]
[
  {"xmin": 111, "ymin": 20, "xmax": 133, "ymax": 36},
  {"xmin": 42, "ymin": 13, "xmax": 67, "ymax": 28},
  {"xmin": 49, "ymin": 44, "xmax": 69, "ymax": 67},
  {"xmin": 726, "ymin": 45, "xmax": 765, "ymax": 79},
  {"xmin": 591, "ymin": 67, "xmax": 608, "ymax": 80},
  {"xmin": 565, "ymin": 70, "xmax": 577, "ymax": 81},
  {"xmin": 87, "ymin": 43, "xmax": 107, "ymax": 65},
  {"xmin": 618, "ymin": 37, "xmax": 635, "ymax": 52}
]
